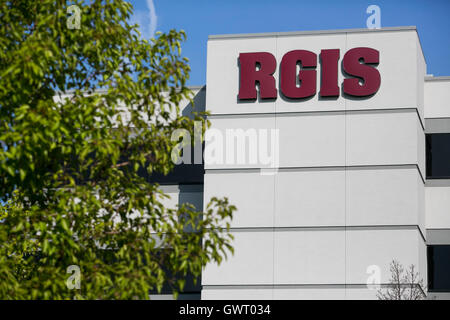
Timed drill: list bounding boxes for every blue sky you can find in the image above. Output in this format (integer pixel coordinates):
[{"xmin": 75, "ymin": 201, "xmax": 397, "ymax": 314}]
[{"xmin": 130, "ymin": 0, "xmax": 450, "ymax": 86}]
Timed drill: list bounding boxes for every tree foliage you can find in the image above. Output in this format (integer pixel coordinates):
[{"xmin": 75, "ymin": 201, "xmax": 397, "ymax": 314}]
[{"xmin": 0, "ymin": 0, "xmax": 235, "ymax": 299}]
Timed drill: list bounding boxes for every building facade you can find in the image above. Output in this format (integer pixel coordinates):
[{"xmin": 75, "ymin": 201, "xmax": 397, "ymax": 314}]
[{"xmin": 157, "ymin": 27, "xmax": 450, "ymax": 300}]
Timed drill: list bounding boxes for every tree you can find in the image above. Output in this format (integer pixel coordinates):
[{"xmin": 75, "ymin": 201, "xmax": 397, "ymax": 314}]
[
  {"xmin": 377, "ymin": 260, "xmax": 426, "ymax": 300},
  {"xmin": 0, "ymin": 0, "xmax": 235, "ymax": 299}
]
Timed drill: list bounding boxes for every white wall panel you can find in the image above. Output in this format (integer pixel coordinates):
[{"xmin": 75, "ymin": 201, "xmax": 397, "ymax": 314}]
[
  {"xmin": 345, "ymin": 228, "xmax": 426, "ymax": 284},
  {"xmin": 205, "ymin": 116, "xmax": 276, "ymax": 170},
  {"xmin": 416, "ymin": 38, "xmax": 426, "ymax": 120},
  {"xmin": 203, "ymin": 287, "xmax": 384, "ymax": 300},
  {"xmin": 275, "ymin": 170, "xmax": 345, "ymax": 227},
  {"xmin": 204, "ymin": 172, "xmax": 274, "ymax": 228},
  {"xmin": 346, "ymin": 167, "xmax": 423, "ymax": 229},
  {"xmin": 426, "ymin": 186, "xmax": 450, "ymax": 229},
  {"xmin": 202, "ymin": 288, "xmax": 273, "ymax": 300},
  {"xmin": 274, "ymin": 230, "xmax": 345, "ymax": 284},
  {"xmin": 273, "ymin": 287, "xmax": 346, "ymax": 300},
  {"xmin": 346, "ymin": 110, "xmax": 424, "ymax": 176},
  {"xmin": 277, "ymin": 113, "xmax": 345, "ymax": 167},
  {"xmin": 344, "ymin": 288, "xmax": 379, "ymax": 300},
  {"xmin": 424, "ymin": 79, "xmax": 450, "ymax": 119},
  {"xmin": 418, "ymin": 176, "xmax": 426, "ymax": 235},
  {"xmin": 202, "ymin": 231, "xmax": 274, "ymax": 285}
]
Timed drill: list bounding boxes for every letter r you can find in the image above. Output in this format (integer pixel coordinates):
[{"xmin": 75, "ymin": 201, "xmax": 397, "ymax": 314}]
[{"xmin": 238, "ymin": 52, "xmax": 277, "ymax": 100}]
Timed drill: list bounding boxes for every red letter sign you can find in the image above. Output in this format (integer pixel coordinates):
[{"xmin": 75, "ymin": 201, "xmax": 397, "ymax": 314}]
[
  {"xmin": 238, "ymin": 52, "xmax": 277, "ymax": 100},
  {"xmin": 280, "ymin": 50, "xmax": 317, "ymax": 99},
  {"xmin": 320, "ymin": 49, "xmax": 340, "ymax": 97},
  {"xmin": 343, "ymin": 47, "xmax": 381, "ymax": 96}
]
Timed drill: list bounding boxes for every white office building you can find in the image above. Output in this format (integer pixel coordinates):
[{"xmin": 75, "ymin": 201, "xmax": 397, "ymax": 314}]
[{"xmin": 155, "ymin": 26, "xmax": 450, "ymax": 300}]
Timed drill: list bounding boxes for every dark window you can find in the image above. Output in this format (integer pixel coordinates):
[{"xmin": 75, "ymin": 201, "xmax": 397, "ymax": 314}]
[
  {"xmin": 128, "ymin": 143, "xmax": 204, "ymax": 185},
  {"xmin": 148, "ymin": 273, "xmax": 201, "ymax": 299},
  {"xmin": 426, "ymin": 133, "xmax": 450, "ymax": 179},
  {"xmin": 428, "ymin": 245, "xmax": 450, "ymax": 292},
  {"xmin": 142, "ymin": 163, "xmax": 204, "ymax": 185}
]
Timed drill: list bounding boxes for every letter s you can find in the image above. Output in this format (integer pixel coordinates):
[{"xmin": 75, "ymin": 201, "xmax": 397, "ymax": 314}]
[{"xmin": 343, "ymin": 47, "xmax": 381, "ymax": 97}]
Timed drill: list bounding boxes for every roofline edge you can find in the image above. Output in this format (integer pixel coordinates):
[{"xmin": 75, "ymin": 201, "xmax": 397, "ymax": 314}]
[{"xmin": 208, "ymin": 26, "xmax": 417, "ymax": 40}]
